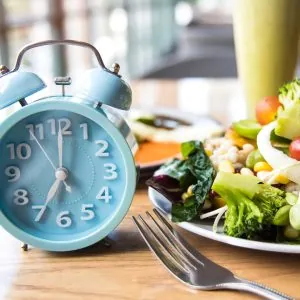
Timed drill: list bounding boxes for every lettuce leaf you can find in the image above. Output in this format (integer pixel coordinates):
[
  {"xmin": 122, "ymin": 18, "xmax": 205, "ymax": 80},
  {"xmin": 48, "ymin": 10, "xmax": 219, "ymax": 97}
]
[{"xmin": 146, "ymin": 141, "xmax": 215, "ymax": 222}]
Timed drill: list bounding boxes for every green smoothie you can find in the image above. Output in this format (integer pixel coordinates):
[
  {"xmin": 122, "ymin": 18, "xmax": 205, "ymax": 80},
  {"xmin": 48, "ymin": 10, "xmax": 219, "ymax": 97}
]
[{"xmin": 233, "ymin": 0, "xmax": 300, "ymax": 117}]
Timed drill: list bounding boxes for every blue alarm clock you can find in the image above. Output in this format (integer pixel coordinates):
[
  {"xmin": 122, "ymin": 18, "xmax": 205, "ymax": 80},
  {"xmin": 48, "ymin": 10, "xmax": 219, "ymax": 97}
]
[{"xmin": 0, "ymin": 40, "xmax": 137, "ymax": 251}]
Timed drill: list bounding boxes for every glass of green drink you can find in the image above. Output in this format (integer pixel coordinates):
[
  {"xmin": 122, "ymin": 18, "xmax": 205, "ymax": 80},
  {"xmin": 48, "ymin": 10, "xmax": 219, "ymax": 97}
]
[{"xmin": 233, "ymin": 0, "xmax": 300, "ymax": 118}]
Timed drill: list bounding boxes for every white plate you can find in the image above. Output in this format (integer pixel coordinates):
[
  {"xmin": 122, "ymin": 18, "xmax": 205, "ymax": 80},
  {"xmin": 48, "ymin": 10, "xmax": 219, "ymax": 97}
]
[{"xmin": 148, "ymin": 187, "xmax": 300, "ymax": 254}]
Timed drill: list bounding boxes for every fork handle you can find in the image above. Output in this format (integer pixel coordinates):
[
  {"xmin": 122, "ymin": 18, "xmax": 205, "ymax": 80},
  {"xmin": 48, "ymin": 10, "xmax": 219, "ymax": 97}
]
[{"xmin": 222, "ymin": 277, "xmax": 294, "ymax": 300}]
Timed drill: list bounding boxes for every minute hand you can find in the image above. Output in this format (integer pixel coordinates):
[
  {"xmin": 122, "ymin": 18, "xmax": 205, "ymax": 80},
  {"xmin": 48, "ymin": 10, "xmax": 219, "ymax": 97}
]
[
  {"xmin": 58, "ymin": 125, "xmax": 63, "ymax": 168},
  {"xmin": 30, "ymin": 131, "xmax": 71, "ymax": 192}
]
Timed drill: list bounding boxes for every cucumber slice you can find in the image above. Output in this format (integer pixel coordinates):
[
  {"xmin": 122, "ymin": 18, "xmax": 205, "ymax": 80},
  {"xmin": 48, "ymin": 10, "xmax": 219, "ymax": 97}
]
[
  {"xmin": 233, "ymin": 119, "xmax": 262, "ymax": 139},
  {"xmin": 290, "ymin": 204, "xmax": 300, "ymax": 230}
]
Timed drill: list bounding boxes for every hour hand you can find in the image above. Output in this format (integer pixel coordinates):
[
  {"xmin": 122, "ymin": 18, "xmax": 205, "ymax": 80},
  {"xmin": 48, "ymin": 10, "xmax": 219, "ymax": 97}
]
[
  {"xmin": 32, "ymin": 178, "xmax": 61, "ymax": 221},
  {"xmin": 46, "ymin": 178, "xmax": 61, "ymax": 203}
]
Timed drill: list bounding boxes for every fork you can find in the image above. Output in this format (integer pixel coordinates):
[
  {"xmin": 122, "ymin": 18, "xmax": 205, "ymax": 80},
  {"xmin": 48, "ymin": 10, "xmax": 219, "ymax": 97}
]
[{"xmin": 132, "ymin": 208, "xmax": 294, "ymax": 300}]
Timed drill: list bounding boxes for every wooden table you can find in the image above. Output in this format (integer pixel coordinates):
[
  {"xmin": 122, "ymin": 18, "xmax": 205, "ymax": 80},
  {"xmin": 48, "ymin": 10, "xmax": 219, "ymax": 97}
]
[{"xmin": 1, "ymin": 80, "xmax": 300, "ymax": 300}]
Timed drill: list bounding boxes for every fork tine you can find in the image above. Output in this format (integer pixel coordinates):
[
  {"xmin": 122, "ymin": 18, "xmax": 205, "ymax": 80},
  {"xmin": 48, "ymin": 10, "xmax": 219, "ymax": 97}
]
[
  {"xmin": 132, "ymin": 216, "xmax": 189, "ymax": 275},
  {"xmin": 138, "ymin": 215, "xmax": 196, "ymax": 270},
  {"xmin": 144, "ymin": 212, "xmax": 197, "ymax": 270},
  {"xmin": 145, "ymin": 211, "xmax": 201, "ymax": 268},
  {"xmin": 153, "ymin": 208, "xmax": 216, "ymax": 266}
]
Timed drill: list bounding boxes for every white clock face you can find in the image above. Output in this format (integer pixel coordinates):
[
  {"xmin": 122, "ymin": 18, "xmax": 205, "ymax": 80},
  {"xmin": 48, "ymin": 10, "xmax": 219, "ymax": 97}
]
[{"xmin": 0, "ymin": 109, "xmax": 129, "ymax": 244}]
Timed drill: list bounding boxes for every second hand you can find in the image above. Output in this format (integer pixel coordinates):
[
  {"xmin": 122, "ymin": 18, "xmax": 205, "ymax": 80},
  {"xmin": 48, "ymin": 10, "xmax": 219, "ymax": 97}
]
[{"xmin": 30, "ymin": 131, "xmax": 71, "ymax": 192}]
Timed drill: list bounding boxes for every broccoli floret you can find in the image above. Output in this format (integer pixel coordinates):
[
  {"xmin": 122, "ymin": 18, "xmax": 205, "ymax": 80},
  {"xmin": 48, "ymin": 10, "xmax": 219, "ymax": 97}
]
[
  {"xmin": 275, "ymin": 78, "xmax": 300, "ymax": 140},
  {"xmin": 212, "ymin": 172, "xmax": 287, "ymax": 239},
  {"xmin": 252, "ymin": 184, "xmax": 286, "ymax": 225},
  {"xmin": 223, "ymin": 189, "xmax": 263, "ymax": 239}
]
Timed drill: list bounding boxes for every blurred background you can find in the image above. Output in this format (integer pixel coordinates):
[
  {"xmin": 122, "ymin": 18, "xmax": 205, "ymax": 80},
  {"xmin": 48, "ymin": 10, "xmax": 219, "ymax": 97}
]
[{"xmin": 0, "ymin": 0, "xmax": 237, "ymax": 80}]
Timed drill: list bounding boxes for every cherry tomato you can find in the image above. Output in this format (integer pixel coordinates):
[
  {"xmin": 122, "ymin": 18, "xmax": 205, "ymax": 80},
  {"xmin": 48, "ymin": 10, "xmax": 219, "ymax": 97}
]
[
  {"xmin": 289, "ymin": 138, "xmax": 300, "ymax": 160},
  {"xmin": 255, "ymin": 96, "xmax": 281, "ymax": 125}
]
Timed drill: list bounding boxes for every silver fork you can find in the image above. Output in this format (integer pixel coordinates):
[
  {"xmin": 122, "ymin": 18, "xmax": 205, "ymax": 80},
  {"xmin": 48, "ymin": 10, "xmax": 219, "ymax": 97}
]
[{"xmin": 132, "ymin": 208, "xmax": 294, "ymax": 300}]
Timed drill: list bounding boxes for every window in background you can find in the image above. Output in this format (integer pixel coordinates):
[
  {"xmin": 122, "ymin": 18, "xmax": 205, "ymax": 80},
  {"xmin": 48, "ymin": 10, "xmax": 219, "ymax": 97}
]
[
  {"xmin": 125, "ymin": 0, "xmax": 177, "ymax": 77},
  {"xmin": 0, "ymin": 0, "xmax": 63, "ymax": 76},
  {"xmin": 0, "ymin": 0, "xmax": 179, "ymax": 80}
]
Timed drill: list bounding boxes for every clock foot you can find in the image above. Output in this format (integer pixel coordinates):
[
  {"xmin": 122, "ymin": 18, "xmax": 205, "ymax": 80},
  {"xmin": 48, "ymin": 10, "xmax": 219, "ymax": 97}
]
[
  {"xmin": 101, "ymin": 237, "xmax": 112, "ymax": 248},
  {"xmin": 21, "ymin": 243, "xmax": 29, "ymax": 251}
]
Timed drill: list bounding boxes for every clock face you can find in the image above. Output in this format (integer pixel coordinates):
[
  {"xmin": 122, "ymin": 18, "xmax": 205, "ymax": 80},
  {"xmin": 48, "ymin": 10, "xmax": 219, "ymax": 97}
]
[{"xmin": 0, "ymin": 99, "xmax": 136, "ymax": 251}]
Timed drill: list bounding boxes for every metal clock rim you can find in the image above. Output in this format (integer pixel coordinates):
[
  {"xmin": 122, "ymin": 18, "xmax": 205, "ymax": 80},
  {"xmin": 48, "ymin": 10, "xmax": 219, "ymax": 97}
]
[{"xmin": 0, "ymin": 99, "xmax": 136, "ymax": 251}]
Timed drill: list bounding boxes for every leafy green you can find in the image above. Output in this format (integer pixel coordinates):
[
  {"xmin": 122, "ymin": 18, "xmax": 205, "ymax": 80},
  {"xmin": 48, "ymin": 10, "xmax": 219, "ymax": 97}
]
[
  {"xmin": 181, "ymin": 141, "xmax": 198, "ymax": 158},
  {"xmin": 270, "ymin": 129, "xmax": 291, "ymax": 145},
  {"xmin": 134, "ymin": 114, "xmax": 190, "ymax": 130},
  {"xmin": 147, "ymin": 141, "xmax": 215, "ymax": 222},
  {"xmin": 171, "ymin": 196, "xmax": 199, "ymax": 222},
  {"xmin": 270, "ymin": 129, "xmax": 291, "ymax": 154},
  {"xmin": 145, "ymin": 174, "xmax": 184, "ymax": 204},
  {"xmin": 135, "ymin": 115, "xmax": 155, "ymax": 126},
  {"xmin": 156, "ymin": 158, "xmax": 193, "ymax": 190},
  {"xmin": 212, "ymin": 172, "xmax": 287, "ymax": 240},
  {"xmin": 275, "ymin": 78, "xmax": 300, "ymax": 139}
]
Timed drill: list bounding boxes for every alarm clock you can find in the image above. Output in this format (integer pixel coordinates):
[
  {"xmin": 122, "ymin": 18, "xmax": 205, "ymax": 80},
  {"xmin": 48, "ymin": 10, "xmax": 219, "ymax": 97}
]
[{"xmin": 0, "ymin": 40, "xmax": 137, "ymax": 251}]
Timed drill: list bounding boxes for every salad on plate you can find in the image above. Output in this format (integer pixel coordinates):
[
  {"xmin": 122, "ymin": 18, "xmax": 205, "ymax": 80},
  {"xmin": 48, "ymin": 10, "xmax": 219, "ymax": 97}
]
[{"xmin": 147, "ymin": 79, "xmax": 300, "ymax": 244}]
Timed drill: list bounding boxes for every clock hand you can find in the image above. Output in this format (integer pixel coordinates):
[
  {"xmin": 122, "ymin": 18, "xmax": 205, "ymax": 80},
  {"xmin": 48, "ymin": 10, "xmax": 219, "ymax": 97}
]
[
  {"xmin": 57, "ymin": 126, "xmax": 72, "ymax": 192},
  {"xmin": 64, "ymin": 182, "xmax": 72, "ymax": 193},
  {"xmin": 37, "ymin": 178, "xmax": 61, "ymax": 220},
  {"xmin": 30, "ymin": 131, "xmax": 71, "ymax": 193},
  {"xmin": 30, "ymin": 131, "xmax": 56, "ymax": 170},
  {"xmin": 58, "ymin": 124, "xmax": 63, "ymax": 168}
]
